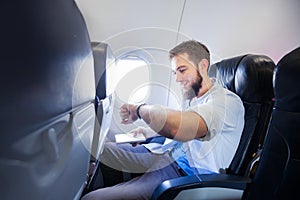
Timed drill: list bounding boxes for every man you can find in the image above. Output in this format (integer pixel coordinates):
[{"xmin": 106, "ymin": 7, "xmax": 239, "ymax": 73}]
[{"xmin": 82, "ymin": 40, "xmax": 245, "ymax": 200}]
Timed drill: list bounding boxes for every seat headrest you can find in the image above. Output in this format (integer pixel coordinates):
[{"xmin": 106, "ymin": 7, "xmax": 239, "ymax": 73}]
[
  {"xmin": 92, "ymin": 42, "xmax": 116, "ymax": 100},
  {"xmin": 0, "ymin": 0, "xmax": 95, "ymax": 143},
  {"xmin": 274, "ymin": 47, "xmax": 300, "ymax": 112},
  {"xmin": 92, "ymin": 42, "xmax": 108, "ymax": 100},
  {"xmin": 210, "ymin": 54, "xmax": 275, "ymax": 103}
]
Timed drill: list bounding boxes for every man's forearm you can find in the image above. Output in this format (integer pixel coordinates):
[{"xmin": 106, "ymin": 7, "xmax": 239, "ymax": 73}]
[{"xmin": 138, "ymin": 104, "xmax": 207, "ymax": 141}]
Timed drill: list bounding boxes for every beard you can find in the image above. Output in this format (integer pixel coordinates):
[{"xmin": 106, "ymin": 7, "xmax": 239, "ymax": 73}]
[{"xmin": 182, "ymin": 71, "xmax": 202, "ymax": 101}]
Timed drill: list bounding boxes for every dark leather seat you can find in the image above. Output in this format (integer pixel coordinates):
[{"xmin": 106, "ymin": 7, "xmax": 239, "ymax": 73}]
[
  {"xmin": 0, "ymin": 1, "xmax": 95, "ymax": 199},
  {"xmin": 243, "ymin": 46, "xmax": 300, "ymax": 199},
  {"xmin": 90, "ymin": 42, "xmax": 115, "ymax": 160},
  {"xmin": 152, "ymin": 54, "xmax": 276, "ymax": 200},
  {"xmin": 210, "ymin": 54, "xmax": 275, "ymax": 176},
  {"xmin": 82, "ymin": 42, "xmax": 116, "ymax": 195}
]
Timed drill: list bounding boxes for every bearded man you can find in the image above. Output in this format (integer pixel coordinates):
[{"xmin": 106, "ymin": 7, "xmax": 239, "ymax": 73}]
[{"xmin": 82, "ymin": 40, "xmax": 245, "ymax": 200}]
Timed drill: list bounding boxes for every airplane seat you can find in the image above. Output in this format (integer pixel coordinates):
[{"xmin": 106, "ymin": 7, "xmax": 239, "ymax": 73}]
[
  {"xmin": 242, "ymin": 46, "xmax": 300, "ymax": 199},
  {"xmin": 0, "ymin": 1, "xmax": 96, "ymax": 199},
  {"xmin": 81, "ymin": 42, "xmax": 115, "ymax": 194},
  {"xmin": 209, "ymin": 54, "xmax": 275, "ymax": 176},
  {"xmin": 90, "ymin": 42, "xmax": 115, "ymax": 161},
  {"xmin": 152, "ymin": 54, "xmax": 275, "ymax": 200}
]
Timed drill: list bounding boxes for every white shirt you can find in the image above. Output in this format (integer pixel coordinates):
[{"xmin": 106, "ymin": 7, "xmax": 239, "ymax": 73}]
[{"xmin": 144, "ymin": 79, "xmax": 245, "ymax": 174}]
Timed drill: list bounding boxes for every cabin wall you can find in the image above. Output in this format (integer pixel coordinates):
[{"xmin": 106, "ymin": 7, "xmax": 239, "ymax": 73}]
[
  {"xmin": 179, "ymin": 0, "xmax": 300, "ymax": 63},
  {"xmin": 77, "ymin": 0, "xmax": 300, "ymax": 63}
]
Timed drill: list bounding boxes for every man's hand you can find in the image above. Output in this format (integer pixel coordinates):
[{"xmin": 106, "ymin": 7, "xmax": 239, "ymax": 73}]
[
  {"xmin": 128, "ymin": 126, "xmax": 159, "ymax": 147},
  {"xmin": 130, "ymin": 126, "xmax": 158, "ymax": 139},
  {"xmin": 120, "ymin": 104, "xmax": 138, "ymax": 124}
]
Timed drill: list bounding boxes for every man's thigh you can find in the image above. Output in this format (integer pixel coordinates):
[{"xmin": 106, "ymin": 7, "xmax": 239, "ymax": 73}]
[{"xmin": 100, "ymin": 142, "xmax": 173, "ymax": 173}]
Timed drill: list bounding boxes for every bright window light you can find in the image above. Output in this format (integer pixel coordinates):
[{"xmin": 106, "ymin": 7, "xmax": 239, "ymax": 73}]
[{"xmin": 113, "ymin": 56, "xmax": 149, "ymax": 103}]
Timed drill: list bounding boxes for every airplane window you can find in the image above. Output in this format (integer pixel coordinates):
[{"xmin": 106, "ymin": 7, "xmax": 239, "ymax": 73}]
[{"xmin": 113, "ymin": 56, "xmax": 149, "ymax": 104}]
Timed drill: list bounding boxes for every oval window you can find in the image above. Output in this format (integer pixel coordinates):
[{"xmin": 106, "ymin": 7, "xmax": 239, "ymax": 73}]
[{"xmin": 113, "ymin": 55, "xmax": 150, "ymax": 104}]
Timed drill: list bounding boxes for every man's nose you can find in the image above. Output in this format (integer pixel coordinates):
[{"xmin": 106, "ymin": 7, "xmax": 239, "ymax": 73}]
[{"xmin": 176, "ymin": 73, "xmax": 182, "ymax": 82}]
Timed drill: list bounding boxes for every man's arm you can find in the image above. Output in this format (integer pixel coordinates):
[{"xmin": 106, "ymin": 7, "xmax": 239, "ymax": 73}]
[{"xmin": 120, "ymin": 104, "xmax": 208, "ymax": 141}]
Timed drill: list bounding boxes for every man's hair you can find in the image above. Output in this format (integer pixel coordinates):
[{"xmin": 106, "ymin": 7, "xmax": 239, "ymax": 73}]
[{"xmin": 169, "ymin": 40, "xmax": 210, "ymax": 67}]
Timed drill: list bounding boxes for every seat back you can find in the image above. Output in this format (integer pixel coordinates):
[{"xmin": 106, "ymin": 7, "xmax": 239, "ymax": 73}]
[
  {"xmin": 209, "ymin": 54, "xmax": 275, "ymax": 176},
  {"xmin": 90, "ymin": 42, "xmax": 115, "ymax": 160},
  {"xmin": 243, "ymin": 47, "xmax": 300, "ymax": 199},
  {"xmin": 81, "ymin": 43, "xmax": 116, "ymax": 195},
  {"xmin": 0, "ymin": 1, "xmax": 95, "ymax": 199}
]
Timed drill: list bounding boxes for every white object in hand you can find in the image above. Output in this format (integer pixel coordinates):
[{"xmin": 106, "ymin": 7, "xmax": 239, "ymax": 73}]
[{"xmin": 115, "ymin": 133, "xmax": 146, "ymax": 144}]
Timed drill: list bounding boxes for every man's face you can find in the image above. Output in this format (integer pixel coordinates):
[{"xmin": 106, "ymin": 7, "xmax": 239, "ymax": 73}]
[{"xmin": 171, "ymin": 53, "xmax": 202, "ymax": 100}]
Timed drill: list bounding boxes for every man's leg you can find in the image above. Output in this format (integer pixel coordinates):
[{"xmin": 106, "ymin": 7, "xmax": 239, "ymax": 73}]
[
  {"xmin": 82, "ymin": 153, "xmax": 183, "ymax": 200},
  {"xmin": 98, "ymin": 142, "xmax": 167, "ymax": 188},
  {"xmin": 100, "ymin": 142, "xmax": 173, "ymax": 173}
]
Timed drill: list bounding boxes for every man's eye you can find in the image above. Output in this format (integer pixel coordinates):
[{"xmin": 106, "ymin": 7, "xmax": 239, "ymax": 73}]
[{"xmin": 179, "ymin": 69, "xmax": 185, "ymax": 73}]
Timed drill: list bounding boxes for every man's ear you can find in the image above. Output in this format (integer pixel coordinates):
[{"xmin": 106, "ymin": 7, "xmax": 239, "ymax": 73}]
[{"xmin": 198, "ymin": 59, "xmax": 209, "ymax": 74}]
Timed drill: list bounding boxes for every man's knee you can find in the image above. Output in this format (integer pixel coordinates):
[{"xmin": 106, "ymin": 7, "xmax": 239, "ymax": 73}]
[
  {"xmin": 102, "ymin": 142, "xmax": 116, "ymax": 153},
  {"xmin": 100, "ymin": 142, "xmax": 121, "ymax": 162}
]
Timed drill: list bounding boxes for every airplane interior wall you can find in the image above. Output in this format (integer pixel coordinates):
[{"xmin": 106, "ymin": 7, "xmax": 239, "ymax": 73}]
[
  {"xmin": 77, "ymin": 0, "xmax": 300, "ymax": 63},
  {"xmin": 178, "ymin": 0, "xmax": 300, "ymax": 64}
]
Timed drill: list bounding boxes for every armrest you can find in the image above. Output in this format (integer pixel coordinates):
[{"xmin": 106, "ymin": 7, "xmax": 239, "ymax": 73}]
[{"xmin": 152, "ymin": 173, "xmax": 251, "ymax": 200}]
